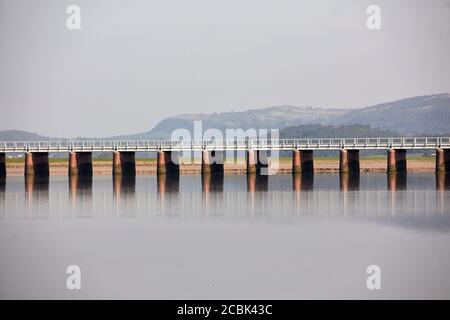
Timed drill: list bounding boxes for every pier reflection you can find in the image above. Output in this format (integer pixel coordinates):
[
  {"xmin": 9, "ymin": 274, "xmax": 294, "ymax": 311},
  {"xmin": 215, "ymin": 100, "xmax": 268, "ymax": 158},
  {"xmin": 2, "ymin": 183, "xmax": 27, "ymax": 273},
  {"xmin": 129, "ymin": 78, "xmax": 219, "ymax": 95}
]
[
  {"xmin": 293, "ymin": 173, "xmax": 314, "ymax": 192},
  {"xmin": 387, "ymin": 173, "xmax": 407, "ymax": 216},
  {"xmin": 69, "ymin": 175, "xmax": 92, "ymax": 203},
  {"xmin": 436, "ymin": 173, "xmax": 450, "ymax": 216},
  {"xmin": 0, "ymin": 176, "xmax": 5, "ymax": 193},
  {"xmin": 113, "ymin": 174, "xmax": 136, "ymax": 212},
  {"xmin": 339, "ymin": 173, "xmax": 360, "ymax": 215},
  {"xmin": 0, "ymin": 177, "xmax": 5, "ymax": 216},
  {"xmin": 247, "ymin": 173, "xmax": 268, "ymax": 192},
  {"xmin": 202, "ymin": 173, "xmax": 224, "ymax": 214},
  {"xmin": 387, "ymin": 173, "xmax": 407, "ymax": 191},
  {"xmin": 24, "ymin": 175, "xmax": 49, "ymax": 216},
  {"xmin": 436, "ymin": 173, "xmax": 450, "ymax": 191},
  {"xmin": 157, "ymin": 173, "xmax": 179, "ymax": 194},
  {"xmin": 157, "ymin": 173, "xmax": 180, "ymax": 215},
  {"xmin": 247, "ymin": 173, "xmax": 268, "ymax": 216},
  {"xmin": 0, "ymin": 174, "xmax": 447, "ymax": 231},
  {"xmin": 339, "ymin": 172, "xmax": 360, "ymax": 191},
  {"xmin": 25, "ymin": 175, "xmax": 49, "ymax": 201},
  {"xmin": 202, "ymin": 173, "xmax": 224, "ymax": 193}
]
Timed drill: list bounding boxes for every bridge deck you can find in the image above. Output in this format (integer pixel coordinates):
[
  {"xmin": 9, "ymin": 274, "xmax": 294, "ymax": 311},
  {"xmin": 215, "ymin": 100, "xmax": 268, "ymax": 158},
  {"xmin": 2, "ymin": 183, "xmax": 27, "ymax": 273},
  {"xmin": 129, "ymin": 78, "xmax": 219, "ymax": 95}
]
[{"xmin": 0, "ymin": 137, "xmax": 449, "ymax": 153}]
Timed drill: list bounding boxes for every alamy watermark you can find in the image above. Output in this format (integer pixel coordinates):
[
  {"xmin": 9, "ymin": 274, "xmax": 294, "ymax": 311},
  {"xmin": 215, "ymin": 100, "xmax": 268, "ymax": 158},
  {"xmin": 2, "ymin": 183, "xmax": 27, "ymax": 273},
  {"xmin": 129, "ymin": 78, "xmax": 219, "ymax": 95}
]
[
  {"xmin": 66, "ymin": 264, "xmax": 81, "ymax": 290},
  {"xmin": 170, "ymin": 121, "xmax": 280, "ymax": 175},
  {"xmin": 66, "ymin": 5, "xmax": 81, "ymax": 30},
  {"xmin": 366, "ymin": 265, "xmax": 381, "ymax": 290}
]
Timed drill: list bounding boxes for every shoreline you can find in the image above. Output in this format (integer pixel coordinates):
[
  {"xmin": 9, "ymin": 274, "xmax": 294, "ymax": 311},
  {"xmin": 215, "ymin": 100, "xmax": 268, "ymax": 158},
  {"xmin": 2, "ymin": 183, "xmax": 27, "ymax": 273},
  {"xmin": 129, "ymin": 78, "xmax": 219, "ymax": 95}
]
[{"xmin": 4, "ymin": 157, "xmax": 436, "ymax": 175}]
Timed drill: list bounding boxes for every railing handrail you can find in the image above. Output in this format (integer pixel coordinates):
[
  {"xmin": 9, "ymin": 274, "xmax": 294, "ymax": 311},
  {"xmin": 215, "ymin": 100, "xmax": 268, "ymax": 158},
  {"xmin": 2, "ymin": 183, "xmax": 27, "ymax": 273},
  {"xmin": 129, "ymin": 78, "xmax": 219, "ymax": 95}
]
[{"xmin": 1, "ymin": 137, "xmax": 449, "ymax": 151}]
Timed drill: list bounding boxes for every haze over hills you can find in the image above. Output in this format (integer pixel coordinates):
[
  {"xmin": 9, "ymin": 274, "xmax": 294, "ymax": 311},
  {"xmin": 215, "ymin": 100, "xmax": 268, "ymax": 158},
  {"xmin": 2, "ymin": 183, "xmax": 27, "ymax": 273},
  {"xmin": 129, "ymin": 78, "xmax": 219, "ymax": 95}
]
[
  {"xmin": 134, "ymin": 93, "xmax": 450, "ymax": 138},
  {"xmin": 0, "ymin": 93, "xmax": 449, "ymax": 141}
]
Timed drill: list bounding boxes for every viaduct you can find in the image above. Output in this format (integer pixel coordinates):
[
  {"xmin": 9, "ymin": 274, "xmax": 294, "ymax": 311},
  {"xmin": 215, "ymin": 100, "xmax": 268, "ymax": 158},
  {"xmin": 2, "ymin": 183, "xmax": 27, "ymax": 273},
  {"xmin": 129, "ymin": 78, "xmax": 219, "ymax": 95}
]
[{"xmin": 0, "ymin": 138, "xmax": 449, "ymax": 179}]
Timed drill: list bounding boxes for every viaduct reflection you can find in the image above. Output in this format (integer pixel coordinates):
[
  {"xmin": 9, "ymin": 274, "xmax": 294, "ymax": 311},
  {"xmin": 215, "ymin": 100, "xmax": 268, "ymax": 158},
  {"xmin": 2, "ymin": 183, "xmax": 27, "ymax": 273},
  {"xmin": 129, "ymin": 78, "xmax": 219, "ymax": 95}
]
[
  {"xmin": 25, "ymin": 175, "xmax": 49, "ymax": 204},
  {"xmin": 339, "ymin": 172, "xmax": 360, "ymax": 192},
  {"xmin": 113, "ymin": 174, "xmax": 136, "ymax": 208},
  {"xmin": 69, "ymin": 175, "xmax": 92, "ymax": 204},
  {"xmin": 436, "ymin": 173, "xmax": 450, "ymax": 191},
  {"xmin": 5, "ymin": 172, "xmax": 448, "ymax": 222},
  {"xmin": 387, "ymin": 173, "xmax": 407, "ymax": 191},
  {"xmin": 293, "ymin": 173, "xmax": 314, "ymax": 192}
]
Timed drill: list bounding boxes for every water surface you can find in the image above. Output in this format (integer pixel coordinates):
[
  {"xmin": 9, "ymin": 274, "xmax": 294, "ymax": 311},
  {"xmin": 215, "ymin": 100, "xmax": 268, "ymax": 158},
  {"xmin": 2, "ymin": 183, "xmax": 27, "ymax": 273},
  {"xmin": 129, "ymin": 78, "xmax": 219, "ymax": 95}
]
[{"xmin": 0, "ymin": 173, "xmax": 449, "ymax": 299}]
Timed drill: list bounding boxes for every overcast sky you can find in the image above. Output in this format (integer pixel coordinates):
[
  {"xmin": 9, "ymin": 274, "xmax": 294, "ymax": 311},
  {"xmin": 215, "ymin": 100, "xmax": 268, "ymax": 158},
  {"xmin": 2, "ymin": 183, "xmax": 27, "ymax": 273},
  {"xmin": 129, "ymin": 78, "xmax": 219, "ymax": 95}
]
[{"xmin": 0, "ymin": 0, "xmax": 449, "ymax": 137}]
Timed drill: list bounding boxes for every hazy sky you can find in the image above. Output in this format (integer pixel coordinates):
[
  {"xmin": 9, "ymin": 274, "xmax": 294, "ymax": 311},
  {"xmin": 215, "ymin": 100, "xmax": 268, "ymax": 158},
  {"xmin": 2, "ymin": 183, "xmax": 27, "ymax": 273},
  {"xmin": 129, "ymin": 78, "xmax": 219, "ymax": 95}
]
[{"xmin": 1, "ymin": 0, "xmax": 449, "ymax": 137}]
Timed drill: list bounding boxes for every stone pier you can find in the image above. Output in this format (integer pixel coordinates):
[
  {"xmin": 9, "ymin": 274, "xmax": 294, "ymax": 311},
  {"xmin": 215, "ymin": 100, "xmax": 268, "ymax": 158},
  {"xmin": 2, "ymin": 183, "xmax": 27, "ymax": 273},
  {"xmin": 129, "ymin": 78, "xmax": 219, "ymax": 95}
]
[
  {"xmin": 201, "ymin": 150, "xmax": 224, "ymax": 175},
  {"xmin": 0, "ymin": 153, "xmax": 5, "ymax": 177},
  {"xmin": 69, "ymin": 152, "xmax": 93, "ymax": 176},
  {"xmin": 387, "ymin": 149, "xmax": 407, "ymax": 173},
  {"xmin": 339, "ymin": 149, "xmax": 360, "ymax": 172},
  {"xmin": 247, "ymin": 150, "xmax": 271, "ymax": 174},
  {"xmin": 256, "ymin": 150, "xmax": 269, "ymax": 174},
  {"xmin": 246, "ymin": 150, "xmax": 257, "ymax": 174},
  {"xmin": 435, "ymin": 148, "xmax": 450, "ymax": 173},
  {"xmin": 24, "ymin": 152, "xmax": 49, "ymax": 176},
  {"xmin": 157, "ymin": 151, "xmax": 179, "ymax": 175},
  {"xmin": 292, "ymin": 150, "xmax": 314, "ymax": 173},
  {"xmin": 113, "ymin": 151, "xmax": 136, "ymax": 176}
]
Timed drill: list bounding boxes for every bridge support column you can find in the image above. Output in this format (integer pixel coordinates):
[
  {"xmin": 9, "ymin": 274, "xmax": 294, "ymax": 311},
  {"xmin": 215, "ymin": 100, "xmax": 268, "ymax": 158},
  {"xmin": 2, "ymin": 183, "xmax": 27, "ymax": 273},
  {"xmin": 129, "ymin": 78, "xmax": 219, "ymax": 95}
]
[
  {"xmin": 387, "ymin": 149, "xmax": 407, "ymax": 173},
  {"xmin": 339, "ymin": 149, "xmax": 360, "ymax": 172},
  {"xmin": 246, "ymin": 150, "xmax": 257, "ymax": 174},
  {"xmin": 24, "ymin": 152, "xmax": 49, "ymax": 176},
  {"xmin": 0, "ymin": 153, "xmax": 5, "ymax": 177},
  {"xmin": 436, "ymin": 148, "xmax": 450, "ymax": 173},
  {"xmin": 69, "ymin": 152, "xmax": 93, "ymax": 176},
  {"xmin": 113, "ymin": 151, "xmax": 136, "ymax": 176},
  {"xmin": 292, "ymin": 150, "xmax": 314, "ymax": 173},
  {"xmin": 256, "ymin": 150, "xmax": 269, "ymax": 175},
  {"xmin": 157, "ymin": 151, "xmax": 179, "ymax": 175},
  {"xmin": 201, "ymin": 150, "xmax": 224, "ymax": 175}
]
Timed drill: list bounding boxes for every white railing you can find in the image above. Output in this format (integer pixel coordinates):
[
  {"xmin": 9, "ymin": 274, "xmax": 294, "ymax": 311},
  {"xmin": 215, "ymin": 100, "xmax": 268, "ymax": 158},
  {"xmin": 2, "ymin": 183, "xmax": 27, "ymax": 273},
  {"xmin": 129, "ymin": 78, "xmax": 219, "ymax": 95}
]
[{"xmin": 0, "ymin": 137, "xmax": 449, "ymax": 152}]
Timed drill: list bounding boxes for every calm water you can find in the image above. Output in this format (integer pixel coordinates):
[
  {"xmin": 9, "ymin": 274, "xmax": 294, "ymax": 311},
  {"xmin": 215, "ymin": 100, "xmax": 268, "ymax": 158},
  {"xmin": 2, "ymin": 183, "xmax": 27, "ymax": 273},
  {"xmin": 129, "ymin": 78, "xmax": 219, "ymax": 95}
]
[{"xmin": 0, "ymin": 173, "xmax": 450, "ymax": 299}]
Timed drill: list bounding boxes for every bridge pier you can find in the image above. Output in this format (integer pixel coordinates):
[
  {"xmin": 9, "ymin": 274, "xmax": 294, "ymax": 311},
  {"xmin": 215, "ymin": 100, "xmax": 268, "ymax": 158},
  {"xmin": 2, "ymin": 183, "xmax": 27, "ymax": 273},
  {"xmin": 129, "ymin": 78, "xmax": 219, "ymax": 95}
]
[
  {"xmin": 246, "ymin": 150, "xmax": 257, "ymax": 174},
  {"xmin": 436, "ymin": 148, "xmax": 450, "ymax": 173},
  {"xmin": 69, "ymin": 152, "xmax": 93, "ymax": 176},
  {"xmin": 292, "ymin": 150, "xmax": 314, "ymax": 173},
  {"xmin": 339, "ymin": 149, "xmax": 360, "ymax": 172},
  {"xmin": 247, "ymin": 150, "xmax": 271, "ymax": 174},
  {"xmin": 0, "ymin": 153, "xmax": 5, "ymax": 177},
  {"xmin": 387, "ymin": 149, "xmax": 407, "ymax": 173},
  {"xmin": 157, "ymin": 151, "xmax": 179, "ymax": 175},
  {"xmin": 113, "ymin": 151, "xmax": 136, "ymax": 176},
  {"xmin": 201, "ymin": 150, "xmax": 224, "ymax": 175},
  {"xmin": 24, "ymin": 152, "xmax": 49, "ymax": 176},
  {"xmin": 256, "ymin": 150, "xmax": 269, "ymax": 174}
]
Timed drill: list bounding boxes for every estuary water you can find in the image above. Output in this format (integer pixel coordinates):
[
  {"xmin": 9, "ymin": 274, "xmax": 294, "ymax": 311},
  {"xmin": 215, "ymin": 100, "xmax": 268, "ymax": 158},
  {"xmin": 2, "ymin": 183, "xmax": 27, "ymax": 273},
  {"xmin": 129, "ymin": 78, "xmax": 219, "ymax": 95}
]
[{"xmin": 0, "ymin": 173, "xmax": 450, "ymax": 299}]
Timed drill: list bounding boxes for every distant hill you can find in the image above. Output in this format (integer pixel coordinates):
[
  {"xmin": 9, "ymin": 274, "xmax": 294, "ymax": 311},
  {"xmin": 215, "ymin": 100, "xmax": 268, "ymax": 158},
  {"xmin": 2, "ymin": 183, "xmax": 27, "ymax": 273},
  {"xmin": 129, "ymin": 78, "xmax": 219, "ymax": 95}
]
[
  {"xmin": 280, "ymin": 124, "xmax": 399, "ymax": 139},
  {"xmin": 138, "ymin": 93, "xmax": 450, "ymax": 138},
  {"xmin": 331, "ymin": 93, "xmax": 450, "ymax": 135},
  {"xmin": 0, "ymin": 130, "xmax": 57, "ymax": 141},
  {"xmin": 143, "ymin": 105, "xmax": 348, "ymax": 139},
  {"xmin": 1, "ymin": 93, "xmax": 449, "ymax": 141}
]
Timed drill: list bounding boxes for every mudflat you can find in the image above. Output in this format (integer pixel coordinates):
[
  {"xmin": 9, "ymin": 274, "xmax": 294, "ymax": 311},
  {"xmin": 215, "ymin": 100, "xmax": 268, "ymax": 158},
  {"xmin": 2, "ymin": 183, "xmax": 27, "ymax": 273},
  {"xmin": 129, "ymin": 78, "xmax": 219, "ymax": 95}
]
[{"xmin": 4, "ymin": 157, "xmax": 436, "ymax": 175}]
